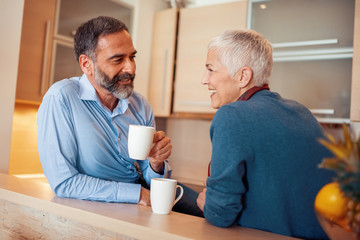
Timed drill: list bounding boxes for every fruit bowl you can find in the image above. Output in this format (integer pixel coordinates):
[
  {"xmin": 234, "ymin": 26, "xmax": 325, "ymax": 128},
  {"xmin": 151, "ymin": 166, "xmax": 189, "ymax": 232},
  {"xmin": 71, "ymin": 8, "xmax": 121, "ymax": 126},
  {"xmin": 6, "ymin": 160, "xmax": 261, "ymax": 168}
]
[{"xmin": 315, "ymin": 210, "xmax": 359, "ymax": 240}]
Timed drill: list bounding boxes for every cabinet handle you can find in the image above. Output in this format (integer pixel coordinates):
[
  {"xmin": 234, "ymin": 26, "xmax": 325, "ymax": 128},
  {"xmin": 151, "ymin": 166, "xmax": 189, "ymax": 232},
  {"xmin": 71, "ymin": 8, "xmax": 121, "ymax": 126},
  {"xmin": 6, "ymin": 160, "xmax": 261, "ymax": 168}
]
[
  {"xmin": 40, "ymin": 20, "xmax": 51, "ymax": 96},
  {"xmin": 310, "ymin": 109, "xmax": 335, "ymax": 115},
  {"xmin": 161, "ymin": 49, "xmax": 169, "ymax": 110},
  {"xmin": 272, "ymin": 39, "xmax": 338, "ymax": 49}
]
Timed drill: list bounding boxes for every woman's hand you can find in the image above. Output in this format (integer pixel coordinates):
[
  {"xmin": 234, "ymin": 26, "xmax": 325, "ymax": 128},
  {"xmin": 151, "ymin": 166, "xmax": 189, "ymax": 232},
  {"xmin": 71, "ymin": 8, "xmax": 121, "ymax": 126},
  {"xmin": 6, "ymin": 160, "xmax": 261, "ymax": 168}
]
[{"xmin": 197, "ymin": 188, "xmax": 207, "ymax": 211}]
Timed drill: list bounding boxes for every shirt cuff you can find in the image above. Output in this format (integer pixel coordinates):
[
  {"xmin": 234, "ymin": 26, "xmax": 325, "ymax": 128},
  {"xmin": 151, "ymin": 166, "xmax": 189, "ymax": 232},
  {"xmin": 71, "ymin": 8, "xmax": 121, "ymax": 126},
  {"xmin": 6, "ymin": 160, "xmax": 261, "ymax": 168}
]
[
  {"xmin": 144, "ymin": 160, "xmax": 172, "ymax": 185},
  {"xmin": 117, "ymin": 182, "xmax": 142, "ymax": 203},
  {"xmin": 163, "ymin": 160, "xmax": 172, "ymax": 178}
]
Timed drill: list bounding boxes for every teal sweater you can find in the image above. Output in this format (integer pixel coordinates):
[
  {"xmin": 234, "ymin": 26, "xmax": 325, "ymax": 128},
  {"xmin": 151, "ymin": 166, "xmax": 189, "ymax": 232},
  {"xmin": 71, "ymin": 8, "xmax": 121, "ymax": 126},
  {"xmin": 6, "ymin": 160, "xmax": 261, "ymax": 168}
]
[{"xmin": 204, "ymin": 90, "xmax": 334, "ymax": 240}]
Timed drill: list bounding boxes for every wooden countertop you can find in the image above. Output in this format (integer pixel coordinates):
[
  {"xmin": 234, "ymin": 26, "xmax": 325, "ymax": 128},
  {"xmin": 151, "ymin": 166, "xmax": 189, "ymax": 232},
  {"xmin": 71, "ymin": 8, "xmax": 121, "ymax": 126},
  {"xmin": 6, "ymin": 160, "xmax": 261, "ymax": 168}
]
[{"xmin": 0, "ymin": 173, "xmax": 299, "ymax": 240}]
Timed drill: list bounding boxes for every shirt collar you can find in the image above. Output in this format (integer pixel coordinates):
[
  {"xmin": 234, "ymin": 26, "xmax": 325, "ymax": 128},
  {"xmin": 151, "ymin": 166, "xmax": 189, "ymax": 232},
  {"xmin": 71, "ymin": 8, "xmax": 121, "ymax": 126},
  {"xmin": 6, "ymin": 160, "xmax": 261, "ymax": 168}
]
[{"xmin": 79, "ymin": 74, "xmax": 129, "ymax": 116}]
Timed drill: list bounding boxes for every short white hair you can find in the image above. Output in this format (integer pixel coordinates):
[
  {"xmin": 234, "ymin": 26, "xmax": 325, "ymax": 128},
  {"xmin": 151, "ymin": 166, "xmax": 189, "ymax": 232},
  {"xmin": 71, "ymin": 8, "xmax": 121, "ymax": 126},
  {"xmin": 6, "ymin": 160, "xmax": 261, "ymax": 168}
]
[{"xmin": 208, "ymin": 29, "xmax": 273, "ymax": 86}]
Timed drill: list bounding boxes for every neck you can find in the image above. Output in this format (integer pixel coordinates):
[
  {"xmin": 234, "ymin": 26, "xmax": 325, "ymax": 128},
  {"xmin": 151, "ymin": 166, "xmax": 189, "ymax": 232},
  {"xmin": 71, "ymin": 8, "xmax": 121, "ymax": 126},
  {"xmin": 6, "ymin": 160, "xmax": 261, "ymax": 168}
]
[
  {"xmin": 239, "ymin": 83, "xmax": 255, "ymax": 97},
  {"xmin": 88, "ymin": 75, "xmax": 119, "ymax": 111},
  {"xmin": 97, "ymin": 90, "xmax": 119, "ymax": 111}
]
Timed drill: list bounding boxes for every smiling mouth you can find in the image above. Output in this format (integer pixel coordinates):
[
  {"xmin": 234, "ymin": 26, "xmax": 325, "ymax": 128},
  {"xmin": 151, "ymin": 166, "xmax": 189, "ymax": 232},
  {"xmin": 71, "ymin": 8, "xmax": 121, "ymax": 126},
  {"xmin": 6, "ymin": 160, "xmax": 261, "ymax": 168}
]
[
  {"xmin": 118, "ymin": 79, "xmax": 132, "ymax": 85},
  {"xmin": 209, "ymin": 90, "xmax": 216, "ymax": 97}
]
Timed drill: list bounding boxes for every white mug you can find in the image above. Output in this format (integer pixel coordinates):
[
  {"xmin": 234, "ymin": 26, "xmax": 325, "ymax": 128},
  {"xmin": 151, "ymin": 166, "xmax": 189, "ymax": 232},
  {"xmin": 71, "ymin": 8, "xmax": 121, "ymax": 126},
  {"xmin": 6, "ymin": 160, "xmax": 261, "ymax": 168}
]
[
  {"xmin": 150, "ymin": 178, "xmax": 184, "ymax": 215},
  {"xmin": 128, "ymin": 125, "xmax": 155, "ymax": 160}
]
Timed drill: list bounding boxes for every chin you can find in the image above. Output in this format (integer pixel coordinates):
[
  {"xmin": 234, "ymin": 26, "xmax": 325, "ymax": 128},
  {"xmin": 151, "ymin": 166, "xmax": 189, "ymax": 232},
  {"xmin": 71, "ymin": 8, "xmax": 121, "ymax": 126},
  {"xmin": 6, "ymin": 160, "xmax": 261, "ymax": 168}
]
[
  {"xmin": 114, "ymin": 87, "xmax": 133, "ymax": 99},
  {"xmin": 211, "ymin": 102, "xmax": 220, "ymax": 110}
]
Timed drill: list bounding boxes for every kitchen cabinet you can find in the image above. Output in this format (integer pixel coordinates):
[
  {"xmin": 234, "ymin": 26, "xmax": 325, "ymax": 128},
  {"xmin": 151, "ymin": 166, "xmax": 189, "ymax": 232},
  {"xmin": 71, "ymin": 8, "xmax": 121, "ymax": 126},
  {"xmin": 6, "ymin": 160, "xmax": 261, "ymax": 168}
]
[
  {"xmin": 351, "ymin": 0, "xmax": 360, "ymax": 122},
  {"xmin": 16, "ymin": 0, "xmax": 57, "ymax": 103},
  {"xmin": 173, "ymin": 1, "xmax": 248, "ymax": 114},
  {"xmin": 50, "ymin": 0, "xmax": 133, "ymax": 85},
  {"xmin": 148, "ymin": 8, "xmax": 178, "ymax": 117},
  {"xmin": 250, "ymin": 0, "xmax": 356, "ymax": 123}
]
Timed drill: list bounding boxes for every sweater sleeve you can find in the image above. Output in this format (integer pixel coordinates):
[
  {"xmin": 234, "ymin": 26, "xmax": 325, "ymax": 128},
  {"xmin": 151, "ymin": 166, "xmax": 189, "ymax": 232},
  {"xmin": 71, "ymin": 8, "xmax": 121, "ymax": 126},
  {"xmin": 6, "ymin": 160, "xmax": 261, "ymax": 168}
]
[{"xmin": 204, "ymin": 105, "xmax": 250, "ymax": 227}]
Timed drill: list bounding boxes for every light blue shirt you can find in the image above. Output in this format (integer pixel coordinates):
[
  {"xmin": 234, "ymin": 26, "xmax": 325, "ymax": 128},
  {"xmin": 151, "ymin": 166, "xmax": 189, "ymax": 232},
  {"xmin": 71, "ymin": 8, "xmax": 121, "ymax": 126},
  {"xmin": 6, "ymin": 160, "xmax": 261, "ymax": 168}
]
[{"xmin": 37, "ymin": 74, "xmax": 171, "ymax": 203}]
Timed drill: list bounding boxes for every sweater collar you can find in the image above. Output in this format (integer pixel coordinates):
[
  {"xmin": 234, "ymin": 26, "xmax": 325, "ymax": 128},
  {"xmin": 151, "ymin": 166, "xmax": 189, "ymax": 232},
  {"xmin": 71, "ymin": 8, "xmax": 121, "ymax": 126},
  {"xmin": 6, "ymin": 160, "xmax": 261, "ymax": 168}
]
[{"xmin": 238, "ymin": 84, "xmax": 270, "ymax": 101}]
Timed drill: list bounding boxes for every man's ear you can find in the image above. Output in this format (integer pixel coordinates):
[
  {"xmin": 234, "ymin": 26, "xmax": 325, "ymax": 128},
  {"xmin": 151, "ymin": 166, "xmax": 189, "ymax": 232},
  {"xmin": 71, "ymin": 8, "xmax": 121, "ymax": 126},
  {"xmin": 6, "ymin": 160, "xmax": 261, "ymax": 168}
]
[
  {"xmin": 237, "ymin": 67, "xmax": 253, "ymax": 88},
  {"xmin": 79, "ymin": 54, "xmax": 94, "ymax": 76}
]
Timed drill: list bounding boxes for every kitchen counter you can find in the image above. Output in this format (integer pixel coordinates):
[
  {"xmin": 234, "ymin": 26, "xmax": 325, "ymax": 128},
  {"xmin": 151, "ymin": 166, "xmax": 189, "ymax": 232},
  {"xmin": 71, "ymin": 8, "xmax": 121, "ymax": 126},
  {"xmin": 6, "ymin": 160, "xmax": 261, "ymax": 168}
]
[{"xmin": 0, "ymin": 173, "xmax": 299, "ymax": 239}]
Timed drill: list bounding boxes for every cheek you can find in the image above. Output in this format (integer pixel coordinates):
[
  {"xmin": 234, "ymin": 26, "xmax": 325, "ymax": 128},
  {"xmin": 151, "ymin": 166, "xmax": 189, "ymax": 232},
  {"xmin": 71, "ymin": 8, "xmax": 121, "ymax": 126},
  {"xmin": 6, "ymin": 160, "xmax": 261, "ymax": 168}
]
[{"xmin": 217, "ymin": 81, "xmax": 240, "ymax": 103}]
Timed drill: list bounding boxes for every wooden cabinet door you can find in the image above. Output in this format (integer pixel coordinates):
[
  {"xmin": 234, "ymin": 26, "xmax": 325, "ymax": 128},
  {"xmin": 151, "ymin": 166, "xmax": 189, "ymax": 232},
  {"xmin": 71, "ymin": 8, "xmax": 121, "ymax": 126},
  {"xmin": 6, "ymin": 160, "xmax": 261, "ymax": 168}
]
[
  {"xmin": 16, "ymin": 0, "xmax": 57, "ymax": 103},
  {"xmin": 173, "ymin": 1, "xmax": 248, "ymax": 114},
  {"xmin": 351, "ymin": 0, "xmax": 360, "ymax": 121},
  {"xmin": 148, "ymin": 8, "xmax": 178, "ymax": 117}
]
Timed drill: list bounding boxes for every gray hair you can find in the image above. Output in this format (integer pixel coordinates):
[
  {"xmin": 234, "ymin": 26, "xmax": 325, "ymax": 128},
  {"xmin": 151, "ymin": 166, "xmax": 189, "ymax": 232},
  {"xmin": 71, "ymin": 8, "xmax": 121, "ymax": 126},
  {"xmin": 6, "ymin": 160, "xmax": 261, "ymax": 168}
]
[{"xmin": 208, "ymin": 29, "xmax": 273, "ymax": 86}]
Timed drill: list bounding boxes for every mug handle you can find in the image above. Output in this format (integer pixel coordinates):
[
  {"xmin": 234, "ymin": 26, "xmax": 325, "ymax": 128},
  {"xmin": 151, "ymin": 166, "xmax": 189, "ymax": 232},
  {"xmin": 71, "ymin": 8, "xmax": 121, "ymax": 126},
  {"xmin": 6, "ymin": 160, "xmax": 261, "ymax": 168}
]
[{"xmin": 173, "ymin": 185, "xmax": 184, "ymax": 206}]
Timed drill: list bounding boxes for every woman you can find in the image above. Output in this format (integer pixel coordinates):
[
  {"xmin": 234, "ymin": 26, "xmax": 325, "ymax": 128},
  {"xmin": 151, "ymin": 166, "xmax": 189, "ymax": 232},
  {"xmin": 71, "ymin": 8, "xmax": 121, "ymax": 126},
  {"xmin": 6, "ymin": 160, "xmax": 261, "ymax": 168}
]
[{"xmin": 196, "ymin": 29, "xmax": 334, "ymax": 240}]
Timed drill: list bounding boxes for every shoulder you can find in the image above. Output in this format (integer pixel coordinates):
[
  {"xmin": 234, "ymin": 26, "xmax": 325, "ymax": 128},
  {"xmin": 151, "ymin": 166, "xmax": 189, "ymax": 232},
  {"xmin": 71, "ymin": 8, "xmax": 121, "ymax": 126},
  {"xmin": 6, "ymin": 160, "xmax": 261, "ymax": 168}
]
[
  {"xmin": 211, "ymin": 103, "xmax": 250, "ymax": 141},
  {"xmin": 44, "ymin": 77, "xmax": 80, "ymax": 99},
  {"xmin": 213, "ymin": 101, "xmax": 251, "ymax": 125}
]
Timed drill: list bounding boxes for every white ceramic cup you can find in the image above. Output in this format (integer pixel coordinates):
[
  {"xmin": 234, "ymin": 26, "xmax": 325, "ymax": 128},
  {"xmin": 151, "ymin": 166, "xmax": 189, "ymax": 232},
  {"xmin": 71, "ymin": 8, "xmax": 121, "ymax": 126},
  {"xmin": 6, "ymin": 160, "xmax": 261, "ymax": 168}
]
[
  {"xmin": 150, "ymin": 178, "xmax": 184, "ymax": 215},
  {"xmin": 128, "ymin": 125, "xmax": 156, "ymax": 160}
]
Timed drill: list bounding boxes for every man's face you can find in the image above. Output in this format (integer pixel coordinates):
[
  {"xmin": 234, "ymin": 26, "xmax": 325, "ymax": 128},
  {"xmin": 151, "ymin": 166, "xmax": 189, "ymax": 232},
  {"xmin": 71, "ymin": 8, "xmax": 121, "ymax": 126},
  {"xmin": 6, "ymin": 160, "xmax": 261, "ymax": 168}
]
[
  {"xmin": 94, "ymin": 62, "xmax": 134, "ymax": 99},
  {"xmin": 93, "ymin": 30, "xmax": 137, "ymax": 99}
]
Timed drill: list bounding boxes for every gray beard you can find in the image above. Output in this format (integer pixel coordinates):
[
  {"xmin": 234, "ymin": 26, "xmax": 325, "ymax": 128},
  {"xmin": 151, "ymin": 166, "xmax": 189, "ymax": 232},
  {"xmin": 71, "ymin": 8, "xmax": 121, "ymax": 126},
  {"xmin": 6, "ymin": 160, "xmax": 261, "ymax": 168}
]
[{"xmin": 94, "ymin": 65, "xmax": 134, "ymax": 99}]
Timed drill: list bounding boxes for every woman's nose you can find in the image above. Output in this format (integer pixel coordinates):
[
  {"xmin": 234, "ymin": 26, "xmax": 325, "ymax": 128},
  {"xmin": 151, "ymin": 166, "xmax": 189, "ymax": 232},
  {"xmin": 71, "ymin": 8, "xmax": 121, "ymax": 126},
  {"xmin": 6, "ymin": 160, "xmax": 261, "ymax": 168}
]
[{"xmin": 201, "ymin": 72, "xmax": 209, "ymax": 85}]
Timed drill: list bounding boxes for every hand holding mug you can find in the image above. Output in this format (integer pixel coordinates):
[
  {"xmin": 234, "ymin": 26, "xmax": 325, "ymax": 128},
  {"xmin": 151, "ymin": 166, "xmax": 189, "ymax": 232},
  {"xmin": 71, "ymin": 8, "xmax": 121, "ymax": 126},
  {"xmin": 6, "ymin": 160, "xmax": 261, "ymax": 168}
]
[{"xmin": 148, "ymin": 131, "xmax": 172, "ymax": 173}]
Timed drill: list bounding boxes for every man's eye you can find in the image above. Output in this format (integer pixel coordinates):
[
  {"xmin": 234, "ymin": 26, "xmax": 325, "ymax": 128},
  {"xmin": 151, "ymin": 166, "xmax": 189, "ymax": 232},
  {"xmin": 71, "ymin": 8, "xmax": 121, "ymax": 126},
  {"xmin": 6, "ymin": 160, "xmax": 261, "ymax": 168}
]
[
  {"xmin": 114, "ymin": 58, "xmax": 123, "ymax": 63},
  {"xmin": 130, "ymin": 55, "xmax": 136, "ymax": 61}
]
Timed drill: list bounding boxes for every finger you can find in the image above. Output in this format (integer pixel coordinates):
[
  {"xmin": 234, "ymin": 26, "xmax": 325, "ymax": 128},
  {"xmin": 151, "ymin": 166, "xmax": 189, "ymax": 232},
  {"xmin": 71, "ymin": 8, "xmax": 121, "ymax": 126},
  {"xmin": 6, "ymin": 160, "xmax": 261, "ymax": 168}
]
[
  {"xmin": 153, "ymin": 131, "xmax": 166, "ymax": 143},
  {"xmin": 150, "ymin": 151, "xmax": 171, "ymax": 165},
  {"xmin": 150, "ymin": 140, "xmax": 171, "ymax": 155},
  {"xmin": 149, "ymin": 137, "xmax": 171, "ymax": 155},
  {"xmin": 149, "ymin": 143, "xmax": 172, "ymax": 160}
]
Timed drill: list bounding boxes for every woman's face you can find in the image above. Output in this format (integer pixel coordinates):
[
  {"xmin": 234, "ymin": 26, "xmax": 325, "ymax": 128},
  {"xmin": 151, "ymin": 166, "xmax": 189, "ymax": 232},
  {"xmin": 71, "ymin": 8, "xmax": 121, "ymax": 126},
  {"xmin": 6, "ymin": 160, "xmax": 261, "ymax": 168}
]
[{"xmin": 201, "ymin": 50, "xmax": 242, "ymax": 109}]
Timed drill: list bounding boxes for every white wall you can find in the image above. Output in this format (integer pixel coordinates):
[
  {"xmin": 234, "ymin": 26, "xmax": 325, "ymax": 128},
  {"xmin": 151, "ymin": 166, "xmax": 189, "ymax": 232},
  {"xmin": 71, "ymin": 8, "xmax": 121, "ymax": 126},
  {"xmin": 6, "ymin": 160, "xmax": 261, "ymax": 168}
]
[{"xmin": 0, "ymin": 0, "xmax": 24, "ymax": 173}]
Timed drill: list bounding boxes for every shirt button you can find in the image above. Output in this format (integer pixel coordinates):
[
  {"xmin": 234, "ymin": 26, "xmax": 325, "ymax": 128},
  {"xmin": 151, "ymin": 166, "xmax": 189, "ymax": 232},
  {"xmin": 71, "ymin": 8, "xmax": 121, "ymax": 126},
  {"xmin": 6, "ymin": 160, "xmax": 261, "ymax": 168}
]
[{"xmin": 117, "ymin": 137, "xmax": 120, "ymax": 142}]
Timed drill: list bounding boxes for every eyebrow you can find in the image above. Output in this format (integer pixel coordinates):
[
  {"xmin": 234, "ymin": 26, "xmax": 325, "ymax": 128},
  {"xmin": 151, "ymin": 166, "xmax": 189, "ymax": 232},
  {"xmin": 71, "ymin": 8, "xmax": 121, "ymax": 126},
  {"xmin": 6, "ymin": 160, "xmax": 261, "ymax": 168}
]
[
  {"xmin": 205, "ymin": 63, "xmax": 213, "ymax": 68},
  {"xmin": 107, "ymin": 50, "xmax": 137, "ymax": 61}
]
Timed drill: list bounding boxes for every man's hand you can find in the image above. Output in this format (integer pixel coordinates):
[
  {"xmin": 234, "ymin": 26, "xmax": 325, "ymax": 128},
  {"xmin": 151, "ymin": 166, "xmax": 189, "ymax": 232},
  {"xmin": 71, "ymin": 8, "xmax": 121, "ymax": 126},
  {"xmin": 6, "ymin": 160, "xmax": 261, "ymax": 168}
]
[
  {"xmin": 138, "ymin": 187, "xmax": 151, "ymax": 206},
  {"xmin": 196, "ymin": 188, "xmax": 207, "ymax": 211},
  {"xmin": 148, "ymin": 131, "xmax": 172, "ymax": 174}
]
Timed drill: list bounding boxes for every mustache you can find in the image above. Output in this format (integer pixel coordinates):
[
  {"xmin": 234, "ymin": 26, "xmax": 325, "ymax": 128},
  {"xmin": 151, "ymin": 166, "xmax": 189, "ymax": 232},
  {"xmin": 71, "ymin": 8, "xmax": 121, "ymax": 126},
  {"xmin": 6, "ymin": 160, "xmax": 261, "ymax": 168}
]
[{"xmin": 112, "ymin": 72, "xmax": 136, "ymax": 83}]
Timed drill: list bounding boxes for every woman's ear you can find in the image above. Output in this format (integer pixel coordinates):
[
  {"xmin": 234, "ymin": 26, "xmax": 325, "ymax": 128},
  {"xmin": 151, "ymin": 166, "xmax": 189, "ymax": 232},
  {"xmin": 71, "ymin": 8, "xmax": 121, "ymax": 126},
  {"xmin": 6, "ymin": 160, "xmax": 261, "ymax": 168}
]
[
  {"xmin": 238, "ymin": 67, "xmax": 253, "ymax": 88},
  {"xmin": 79, "ymin": 54, "xmax": 94, "ymax": 76}
]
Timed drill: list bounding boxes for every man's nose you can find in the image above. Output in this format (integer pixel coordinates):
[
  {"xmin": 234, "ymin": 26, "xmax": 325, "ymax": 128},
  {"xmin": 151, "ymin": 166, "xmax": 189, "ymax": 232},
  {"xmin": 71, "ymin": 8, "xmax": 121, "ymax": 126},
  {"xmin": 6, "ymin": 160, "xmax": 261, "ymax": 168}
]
[{"xmin": 123, "ymin": 58, "xmax": 136, "ymax": 73}]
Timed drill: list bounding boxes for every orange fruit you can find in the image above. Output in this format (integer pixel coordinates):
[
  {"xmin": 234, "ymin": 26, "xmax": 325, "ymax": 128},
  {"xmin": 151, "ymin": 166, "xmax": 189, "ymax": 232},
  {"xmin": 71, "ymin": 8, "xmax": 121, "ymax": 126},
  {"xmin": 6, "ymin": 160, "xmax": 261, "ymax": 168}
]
[{"xmin": 315, "ymin": 182, "xmax": 349, "ymax": 221}]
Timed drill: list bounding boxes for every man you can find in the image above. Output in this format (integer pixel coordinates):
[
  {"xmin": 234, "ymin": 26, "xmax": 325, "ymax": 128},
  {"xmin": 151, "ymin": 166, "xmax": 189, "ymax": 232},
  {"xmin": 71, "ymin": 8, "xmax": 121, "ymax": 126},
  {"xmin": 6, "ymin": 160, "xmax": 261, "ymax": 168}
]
[
  {"xmin": 37, "ymin": 16, "xmax": 173, "ymax": 206},
  {"xmin": 196, "ymin": 29, "xmax": 334, "ymax": 239}
]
